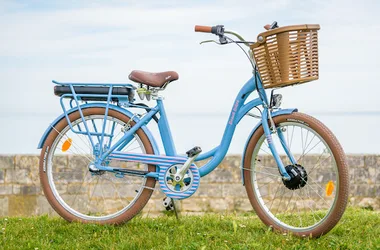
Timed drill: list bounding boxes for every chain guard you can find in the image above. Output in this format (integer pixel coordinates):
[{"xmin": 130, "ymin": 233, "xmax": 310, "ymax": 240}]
[{"xmin": 158, "ymin": 163, "xmax": 200, "ymax": 200}]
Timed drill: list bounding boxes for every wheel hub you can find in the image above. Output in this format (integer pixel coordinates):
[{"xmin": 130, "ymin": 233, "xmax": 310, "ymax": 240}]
[
  {"xmin": 282, "ymin": 164, "xmax": 308, "ymax": 190},
  {"xmin": 88, "ymin": 163, "xmax": 105, "ymax": 175}
]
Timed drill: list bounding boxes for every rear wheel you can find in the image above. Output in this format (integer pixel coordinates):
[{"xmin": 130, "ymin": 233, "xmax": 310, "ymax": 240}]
[
  {"xmin": 39, "ymin": 107, "xmax": 156, "ymax": 224},
  {"xmin": 243, "ymin": 112, "xmax": 349, "ymax": 237}
]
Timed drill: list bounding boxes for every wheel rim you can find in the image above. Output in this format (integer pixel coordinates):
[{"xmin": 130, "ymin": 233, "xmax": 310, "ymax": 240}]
[
  {"xmin": 250, "ymin": 121, "xmax": 339, "ymax": 231},
  {"xmin": 47, "ymin": 115, "xmax": 149, "ymax": 221}
]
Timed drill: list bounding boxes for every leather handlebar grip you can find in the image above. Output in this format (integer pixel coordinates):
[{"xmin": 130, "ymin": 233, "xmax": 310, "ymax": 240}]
[{"xmin": 195, "ymin": 25, "xmax": 212, "ymax": 33}]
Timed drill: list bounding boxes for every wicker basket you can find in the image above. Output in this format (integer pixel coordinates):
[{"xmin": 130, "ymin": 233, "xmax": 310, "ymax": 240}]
[{"xmin": 250, "ymin": 24, "xmax": 320, "ymax": 89}]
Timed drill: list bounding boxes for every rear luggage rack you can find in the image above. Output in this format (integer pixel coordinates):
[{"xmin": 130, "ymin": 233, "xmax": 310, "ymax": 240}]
[{"xmin": 52, "ymin": 80, "xmax": 138, "ymax": 138}]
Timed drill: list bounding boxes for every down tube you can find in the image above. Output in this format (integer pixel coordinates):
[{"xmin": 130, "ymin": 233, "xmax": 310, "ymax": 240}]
[{"xmin": 198, "ymin": 76, "xmax": 259, "ymax": 177}]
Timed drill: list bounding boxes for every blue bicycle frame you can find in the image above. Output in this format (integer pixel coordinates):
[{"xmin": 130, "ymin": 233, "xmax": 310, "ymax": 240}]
[{"xmin": 39, "ymin": 73, "xmax": 297, "ymax": 181}]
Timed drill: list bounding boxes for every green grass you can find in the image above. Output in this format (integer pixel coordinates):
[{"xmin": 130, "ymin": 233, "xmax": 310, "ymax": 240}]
[{"xmin": 1, "ymin": 207, "xmax": 379, "ymax": 250}]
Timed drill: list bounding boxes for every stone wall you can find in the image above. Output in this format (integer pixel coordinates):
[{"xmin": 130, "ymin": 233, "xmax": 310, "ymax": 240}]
[{"xmin": 0, "ymin": 155, "xmax": 379, "ymax": 217}]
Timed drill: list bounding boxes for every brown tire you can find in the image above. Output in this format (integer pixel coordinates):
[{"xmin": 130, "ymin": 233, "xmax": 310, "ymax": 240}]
[
  {"xmin": 39, "ymin": 107, "xmax": 156, "ymax": 224},
  {"xmin": 243, "ymin": 112, "xmax": 349, "ymax": 238}
]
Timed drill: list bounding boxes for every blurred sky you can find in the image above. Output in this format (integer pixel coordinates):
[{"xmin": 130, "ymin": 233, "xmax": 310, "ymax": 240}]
[{"xmin": 0, "ymin": 0, "xmax": 379, "ymax": 154}]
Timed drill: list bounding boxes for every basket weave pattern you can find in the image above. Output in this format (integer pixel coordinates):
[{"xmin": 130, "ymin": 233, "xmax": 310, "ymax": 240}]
[{"xmin": 250, "ymin": 24, "xmax": 320, "ymax": 89}]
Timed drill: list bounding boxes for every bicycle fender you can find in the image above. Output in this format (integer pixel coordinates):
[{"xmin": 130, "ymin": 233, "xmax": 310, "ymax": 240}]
[
  {"xmin": 37, "ymin": 103, "xmax": 160, "ymax": 155},
  {"xmin": 241, "ymin": 108, "xmax": 297, "ymax": 185}
]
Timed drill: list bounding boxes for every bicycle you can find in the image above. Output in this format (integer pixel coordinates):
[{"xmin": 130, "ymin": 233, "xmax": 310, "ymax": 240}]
[{"xmin": 38, "ymin": 22, "xmax": 349, "ymax": 238}]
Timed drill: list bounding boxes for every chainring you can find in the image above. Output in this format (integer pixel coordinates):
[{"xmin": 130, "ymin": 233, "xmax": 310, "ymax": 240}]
[{"xmin": 158, "ymin": 163, "xmax": 200, "ymax": 200}]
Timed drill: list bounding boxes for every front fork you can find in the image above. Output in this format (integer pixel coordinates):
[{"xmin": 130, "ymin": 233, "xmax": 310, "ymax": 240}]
[{"xmin": 262, "ymin": 108, "xmax": 296, "ymax": 180}]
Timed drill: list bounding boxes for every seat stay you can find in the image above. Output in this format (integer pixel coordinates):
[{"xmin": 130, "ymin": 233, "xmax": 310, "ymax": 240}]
[{"xmin": 99, "ymin": 106, "xmax": 160, "ymax": 162}]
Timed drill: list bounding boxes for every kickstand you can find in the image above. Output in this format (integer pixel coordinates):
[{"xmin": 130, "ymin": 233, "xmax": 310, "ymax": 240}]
[
  {"xmin": 163, "ymin": 197, "xmax": 180, "ymax": 220},
  {"xmin": 171, "ymin": 198, "xmax": 179, "ymax": 220}
]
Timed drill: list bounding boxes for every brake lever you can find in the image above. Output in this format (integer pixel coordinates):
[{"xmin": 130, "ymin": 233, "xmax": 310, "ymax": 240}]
[{"xmin": 200, "ymin": 40, "xmax": 221, "ymax": 45}]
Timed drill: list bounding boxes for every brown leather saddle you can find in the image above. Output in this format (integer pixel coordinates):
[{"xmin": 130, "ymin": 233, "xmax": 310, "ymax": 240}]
[{"xmin": 128, "ymin": 70, "xmax": 179, "ymax": 88}]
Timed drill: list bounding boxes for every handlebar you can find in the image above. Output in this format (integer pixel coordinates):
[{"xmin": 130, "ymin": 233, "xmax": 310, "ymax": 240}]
[
  {"xmin": 194, "ymin": 22, "xmax": 279, "ymax": 71},
  {"xmin": 194, "ymin": 22, "xmax": 278, "ymax": 47},
  {"xmin": 195, "ymin": 24, "xmax": 250, "ymax": 46},
  {"xmin": 194, "ymin": 25, "xmax": 213, "ymax": 33},
  {"xmin": 195, "ymin": 25, "xmax": 225, "ymax": 36}
]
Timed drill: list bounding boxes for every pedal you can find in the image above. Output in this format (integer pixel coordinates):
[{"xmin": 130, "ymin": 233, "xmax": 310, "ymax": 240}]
[
  {"xmin": 186, "ymin": 146, "xmax": 202, "ymax": 157},
  {"xmin": 163, "ymin": 197, "xmax": 174, "ymax": 211}
]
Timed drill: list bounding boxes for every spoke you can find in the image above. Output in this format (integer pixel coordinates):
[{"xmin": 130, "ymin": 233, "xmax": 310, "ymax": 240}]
[
  {"xmin": 294, "ymin": 188, "xmax": 323, "ymax": 222},
  {"xmin": 298, "ymin": 134, "xmax": 316, "ymax": 163},
  {"xmin": 269, "ymin": 182, "xmax": 282, "ymax": 211},
  {"xmin": 303, "ymin": 184, "xmax": 322, "ymax": 223},
  {"xmin": 87, "ymin": 176, "xmax": 100, "ymax": 215},
  {"xmin": 304, "ymin": 129, "xmax": 310, "ymax": 153},
  {"xmin": 289, "ymin": 125, "xmax": 295, "ymax": 150},
  {"xmin": 285, "ymin": 190, "xmax": 295, "ymax": 213},
  {"xmin": 300, "ymin": 188, "xmax": 307, "ymax": 221},
  {"xmin": 255, "ymin": 159, "xmax": 277, "ymax": 172},
  {"xmin": 70, "ymin": 131, "xmax": 95, "ymax": 155},
  {"xmin": 71, "ymin": 170, "xmax": 91, "ymax": 207},
  {"xmin": 263, "ymin": 141, "xmax": 272, "ymax": 152},
  {"xmin": 122, "ymin": 138, "xmax": 138, "ymax": 152},
  {"xmin": 111, "ymin": 129, "xmax": 124, "ymax": 146},
  {"xmin": 55, "ymin": 146, "xmax": 91, "ymax": 167},
  {"xmin": 104, "ymin": 119, "xmax": 113, "ymax": 147},
  {"xmin": 255, "ymin": 170, "xmax": 281, "ymax": 178},
  {"xmin": 293, "ymin": 191, "xmax": 303, "ymax": 227},
  {"xmin": 297, "ymin": 140, "xmax": 321, "ymax": 163},
  {"xmin": 301, "ymin": 127, "xmax": 305, "ymax": 156},
  {"xmin": 85, "ymin": 136, "xmax": 92, "ymax": 155},
  {"xmin": 126, "ymin": 145, "xmax": 143, "ymax": 152},
  {"xmin": 100, "ymin": 182, "xmax": 108, "ymax": 215},
  {"xmin": 296, "ymin": 191, "xmax": 303, "ymax": 227},
  {"xmin": 256, "ymin": 165, "xmax": 279, "ymax": 170},
  {"xmin": 55, "ymin": 134, "xmax": 92, "ymax": 160},
  {"xmin": 290, "ymin": 191, "xmax": 298, "ymax": 215},
  {"xmin": 308, "ymin": 155, "xmax": 332, "ymax": 175},
  {"xmin": 65, "ymin": 124, "xmax": 95, "ymax": 154},
  {"xmin": 305, "ymin": 130, "xmax": 315, "ymax": 151},
  {"xmin": 255, "ymin": 176, "xmax": 276, "ymax": 182},
  {"xmin": 301, "ymin": 178, "xmax": 331, "ymax": 208},
  {"xmin": 303, "ymin": 140, "xmax": 322, "ymax": 157},
  {"xmin": 52, "ymin": 126, "xmax": 93, "ymax": 162},
  {"xmin": 260, "ymin": 147, "xmax": 272, "ymax": 155},
  {"xmin": 102, "ymin": 173, "xmax": 134, "ymax": 208},
  {"xmin": 56, "ymin": 136, "xmax": 93, "ymax": 157},
  {"xmin": 286, "ymin": 126, "xmax": 290, "ymax": 150},
  {"xmin": 255, "ymin": 181, "xmax": 273, "ymax": 189},
  {"xmin": 307, "ymin": 150, "xmax": 328, "ymax": 172},
  {"xmin": 307, "ymin": 176, "xmax": 336, "ymax": 197},
  {"xmin": 276, "ymin": 185, "xmax": 286, "ymax": 213}
]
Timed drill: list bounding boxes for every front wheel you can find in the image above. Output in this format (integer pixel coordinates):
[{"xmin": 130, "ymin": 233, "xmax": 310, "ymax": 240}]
[
  {"xmin": 39, "ymin": 107, "xmax": 156, "ymax": 224},
  {"xmin": 243, "ymin": 112, "xmax": 349, "ymax": 237}
]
